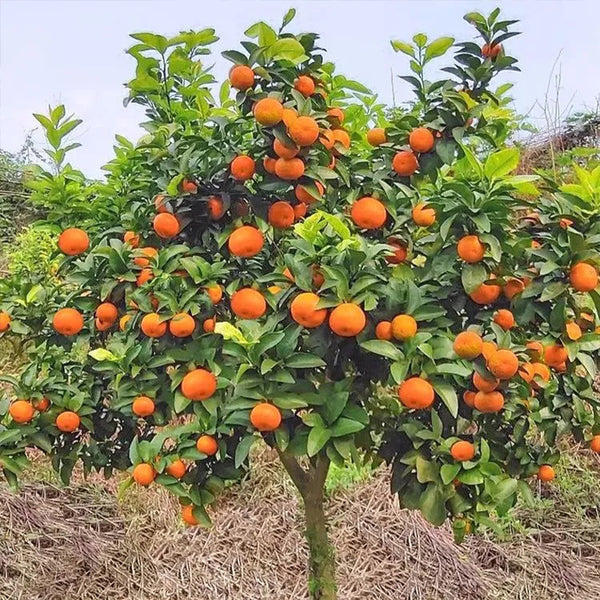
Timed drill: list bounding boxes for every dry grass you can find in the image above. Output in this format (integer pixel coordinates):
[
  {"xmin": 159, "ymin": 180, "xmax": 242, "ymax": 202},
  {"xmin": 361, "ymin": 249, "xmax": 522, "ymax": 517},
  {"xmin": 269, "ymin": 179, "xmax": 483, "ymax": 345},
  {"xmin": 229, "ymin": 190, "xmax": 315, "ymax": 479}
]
[{"xmin": 1, "ymin": 446, "xmax": 600, "ymax": 600}]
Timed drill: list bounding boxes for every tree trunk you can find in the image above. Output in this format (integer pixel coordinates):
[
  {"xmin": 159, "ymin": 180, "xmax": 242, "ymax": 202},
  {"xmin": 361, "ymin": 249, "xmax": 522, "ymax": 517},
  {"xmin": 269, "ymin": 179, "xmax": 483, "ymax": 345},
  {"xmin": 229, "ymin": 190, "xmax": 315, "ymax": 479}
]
[{"xmin": 276, "ymin": 451, "xmax": 337, "ymax": 600}]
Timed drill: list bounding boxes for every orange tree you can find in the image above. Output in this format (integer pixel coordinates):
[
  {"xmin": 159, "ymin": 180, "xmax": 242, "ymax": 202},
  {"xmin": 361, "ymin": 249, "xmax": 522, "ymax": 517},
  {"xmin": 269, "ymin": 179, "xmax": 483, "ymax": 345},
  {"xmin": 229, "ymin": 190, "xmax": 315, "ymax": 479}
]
[{"xmin": 2, "ymin": 8, "xmax": 600, "ymax": 599}]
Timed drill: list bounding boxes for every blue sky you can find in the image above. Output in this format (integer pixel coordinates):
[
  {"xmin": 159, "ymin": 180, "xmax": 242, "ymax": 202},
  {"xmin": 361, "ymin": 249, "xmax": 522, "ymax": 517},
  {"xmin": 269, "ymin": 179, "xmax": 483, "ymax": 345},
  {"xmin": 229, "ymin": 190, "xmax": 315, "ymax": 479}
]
[{"xmin": 1, "ymin": 1, "xmax": 599, "ymax": 177}]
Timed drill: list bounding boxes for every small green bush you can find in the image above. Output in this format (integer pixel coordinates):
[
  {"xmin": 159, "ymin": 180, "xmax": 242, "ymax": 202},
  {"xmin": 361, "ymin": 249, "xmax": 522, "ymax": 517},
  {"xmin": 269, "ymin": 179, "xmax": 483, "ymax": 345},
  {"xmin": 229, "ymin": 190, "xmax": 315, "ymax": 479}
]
[{"xmin": 7, "ymin": 225, "xmax": 58, "ymax": 281}]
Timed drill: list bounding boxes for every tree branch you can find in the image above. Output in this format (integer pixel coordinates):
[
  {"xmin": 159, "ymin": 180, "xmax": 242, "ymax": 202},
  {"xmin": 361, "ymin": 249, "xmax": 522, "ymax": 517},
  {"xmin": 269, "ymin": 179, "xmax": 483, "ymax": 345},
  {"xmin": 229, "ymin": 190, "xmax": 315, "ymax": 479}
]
[{"xmin": 276, "ymin": 447, "xmax": 309, "ymax": 495}]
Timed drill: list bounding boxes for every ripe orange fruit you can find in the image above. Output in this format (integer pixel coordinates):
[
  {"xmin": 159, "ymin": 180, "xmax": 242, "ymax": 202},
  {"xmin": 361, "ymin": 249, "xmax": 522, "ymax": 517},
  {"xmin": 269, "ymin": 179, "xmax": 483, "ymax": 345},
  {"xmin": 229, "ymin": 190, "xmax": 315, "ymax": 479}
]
[
  {"xmin": 327, "ymin": 108, "xmax": 344, "ymax": 124},
  {"xmin": 289, "ymin": 116, "xmax": 320, "ymax": 146},
  {"xmin": 526, "ymin": 341, "xmax": 544, "ymax": 359},
  {"xmin": 267, "ymin": 285, "xmax": 282, "ymax": 295},
  {"xmin": 463, "ymin": 390, "xmax": 476, "ymax": 408},
  {"xmin": 0, "ymin": 312, "xmax": 11, "ymax": 332},
  {"xmin": 570, "ymin": 262, "xmax": 598, "ymax": 292},
  {"xmin": 294, "ymin": 75, "xmax": 315, "ymax": 96},
  {"xmin": 95, "ymin": 317, "xmax": 111, "ymax": 331},
  {"xmin": 181, "ymin": 504, "xmax": 199, "ymax": 526},
  {"xmin": 350, "ymin": 197, "xmax": 387, "ymax": 229},
  {"xmin": 154, "ymin": 194, "xmax": 168, "ymax": 212},
  {"xmin": 398, "ymin": 377, "xmax": 435, "ymax": 409},
  {"xmin": 473, "ymin": 371, "xmax": 499, "ymax": 392},
  {"xmin": 124, "ymin": 231, "xmax": 140, "ymax": 248},
  {"xmin": 311, "ymin": 265, "xmax": 325, "ymax": 288},
  {"xmin": 58, "ymin": 228, "xmax": 89, "ymax": 255},
  {"xmin": 482, "ymin": 43, "xmax": 502, "ymax": 59},
  {"xmin": 519, "ymin": 362, "xmax": 535, "ymax": 383},
  {"xmin": 9, "ymin": 400, "xmax": 35, "ymax": 423},
  {"xmin": 133, "ymin": 463, "xmax": 156, "ymax": 486},
  {"xmin": 31, "ymin": 397, "xmax": 49, "ymax": 413},
  {"xmin": 231, "ymin": 288, "xmax": 267, "ymax": 319},
  {"xmin": 230, "ymin": 155, "xmax": 256, "ymax": 180},
  {"xmin": 181, "ymin": 368, "xmax": 217, "ymax": 400},
  {"xmin": 375, "ymin": 321, "xmax": 393, "ymax": 340},
  {"xmin": 532, "ymin": 362, "xmax": 551, "ymax": 387},
  {"xmin": 56, "ymin": 411, "xmax": 80, "ymax": 433},
  {"xmin": 366, "ymin": 128, "xmax": 387, "ymax": 146},
  {"xmin": 590, "ymin": 435, "xmax": 600, "ymax": 453},
  {"xmin": 294, "ymin": 201, "xmax": 308, "ymax": 220},
  {"xmin": 228, "ymin": 225, "xmax": 264, "ymax": 257},
  {"xmin": 332, "ymin": 129, "xmax": 351, "ymax": 154},
  {"xmin": 263, "ymin": 156, "xmax": 277, "ymax": 174},
  {"xmin": 453, "ymin": 331, "xmax": 483, "ymax": 359},
  {"xmin": 391, "ymin": 314, "xmax": 417, "ymax": 341},
  {"xmin": 392, "ymin": 151, "xmax": 419, "ymax": 176},
  {"xmin": 254, "ymin": 97, "xmax": 284, "ymax": 126},
  {"xmin": 206, "ymin": 285, "xmax": 223, "ymax": 304},
  {"xmin": 283, "ymin": 267, "xmax": 295, "ymax": 282},
  {"xmin": 169, "ymin": 313, "xmax": 196, "ymax": 338},
  {"xmin": 538, "ymin": 464, "xmax": 555, "ymax": 482},
  {"xmin": 451, "ymin": 440, "xmax": 475, "ymax": 462},
  {"xmin": 469, "ymin": 276, "xmax": 501, "ymax": 305},
  {"xmin": 136, "ymin": 268, "xmax": 154, "ymax": 287},
  {"xmin": 140, "ymin": 313, "xmax": 167, "ymax": 338},
  {"xmin": 250, "ymin": 403, "xmax": 282, "ymax": 431},
  {"xmin": 481, "ymin": 340, "xmax": 497, "ymax": 360},
  {"xmin": 320, "ymin": 129, "xmax": 336, "ymax": 150},
  {"xmin": 385, "ymin": 239, "xmax": 407, "ymax": 264},
  {"xmin": 96, "ymin": 302, "xmax": 118, "ymax": 325},
  {"xmin": 329, "ymin": 303, "xmax": 366, "ymax": 337},
  {"xmin": 166, "ymin": 459, "xmax": 187, "ymax": 479},
  {"xmin": 487, "ymin": 349, "xmax": 519, "ymax": 379},
  {"xmin": 412, "ymin": 203, "xmax": 436, "ymax": 226},
  {"xmin": 196, "ymin": 435, "xmax": 218, "ymax": 456},
  {"xmin": 493, "ymin": 309, "xmax": 515, "ymax": 330},
  {"xmin": 53, "ymin": 307, "xmax": 84, "ymax": 336},
  {"xmin": 474, "ymin": 391, "xmax": 504, "ymax": 412},
  {"xmin": 207, "ymin": 196, "xmax": 225, "ymax": 220},
  {"xmin": 132, "ymin": 395, "xmax": 155, "ymax": 417},
  {"xmin": 457, "ymin": 235, "xmax": 485, "ymax": 263},
  {"xmin": 544, "ymin": 344, "xmax": 568, "ymax": 368},
  {"xmin": 273, "ymin": 138, "xmax": 299, "ymax": 159},
  {"xmin": 560, "ymin": 218, "xmax": 573, "ymax": 229},
  {"xmin": 290, "ymin": 292, "xmax": 328, "ymax": 328},
  {"xmin": 282, "ymin": 107, "xmax": 298, "ymax": 127},
  {"xmin": 409, "ymin": 128, "xmax": 435, "ymax": 153},
  {"xmin": 203, "ymin": 318, "xmax": 215, "ymax": 333},
  {"xmin": 504, "ymin": 278, "xmax": 525, "ymax": 299},
  {"xmin": 275, "ymin": 157, "xmax": 305, "ymax": 180},
  {"xmin": 268, "ymin": 201, "xmax": 295, "ymax": 229},
  {"xmin": 229, "ymin": 64, "xmax": 254, "ymax": 90},
  {"xmin": 134, "ymin": 246, "xmax": 158, "ymax": 267},
  {"xmin": 295, "ymin": 181, "xmax": 324, "ymax": 204},
  {"xmin": 565, "ymin": 321, "xmax": 582, "ymax": 341}
]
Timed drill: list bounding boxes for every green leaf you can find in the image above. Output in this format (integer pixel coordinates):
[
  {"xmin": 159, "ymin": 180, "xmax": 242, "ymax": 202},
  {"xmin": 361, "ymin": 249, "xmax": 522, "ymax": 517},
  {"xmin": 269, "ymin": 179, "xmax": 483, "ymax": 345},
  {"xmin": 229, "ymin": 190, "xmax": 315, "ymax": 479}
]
[
  {"xmin": 433, "ymin": 382, "xmax": 458, "ymax": 417},
  {"xmin": 484, "ymin": 148, "xmax": 520, "ymax": 179},
  {"xmin": 492, "ymin": 478, "xmax": 518, "ymax": 501},
  {"xmin": 281, "ymin": 8, "xmax": 296, "ymax": 29},
  {"xmin": 234, "ymin": 435, "xmax": 255, "ymax": 468},
  {"xmin": 440, "ymin": 464, "xmax": 461, "ymax": 485},
  {"xmin": 307, "ymin": 426, "xmax": 331, "ymax": 457},
  {"xmin": 330, "ymin": 418, "xmax": 365, "ymax": 437},
  {"xmin": 420, "ymin": 483, "xmax": 446, "ymax": 526},
  {"xmin": 89, "ymin": 348, "xmax": 118, "ymax": 362},
  {"xmin": 390, "ymin": 40, "xmax": 415, "ymax": 57},
  {"xmin": 359, "ymin": 339, "xmax": 403, "ymax": 361},
  {"xmin": 424, "ymin": 37, "xmax": 455, "ymax": 61},
  {"xmin": 269, "ymin": 38, "xmax": 307, "ymax": 63},
  {"xmin": 461, "ymin": 264, "xmax": 487, "ymax": 294},
  {"xmin": 416, "ymin": 455, "xmax": 439, "ymax": 483},
  {"xmin": 286, "ymin": 353, "xmax": 326, "ymax": 368}
]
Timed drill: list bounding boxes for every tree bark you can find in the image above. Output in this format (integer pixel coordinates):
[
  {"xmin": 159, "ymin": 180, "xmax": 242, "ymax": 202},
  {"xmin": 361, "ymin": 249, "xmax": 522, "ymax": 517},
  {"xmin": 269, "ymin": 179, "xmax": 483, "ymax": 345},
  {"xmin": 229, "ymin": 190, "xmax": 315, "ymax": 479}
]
[{"xmin": 276, "ymin": 450, "xmax": 337, "ymax": 600}]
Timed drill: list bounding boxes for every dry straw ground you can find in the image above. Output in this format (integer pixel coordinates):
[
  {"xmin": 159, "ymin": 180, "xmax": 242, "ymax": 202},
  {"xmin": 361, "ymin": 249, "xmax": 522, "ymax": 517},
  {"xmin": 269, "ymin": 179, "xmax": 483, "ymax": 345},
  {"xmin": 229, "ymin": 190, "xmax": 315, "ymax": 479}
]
[{"xmin": 1, "ymin": 446, "xmax": 599, "ymax": 600}]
